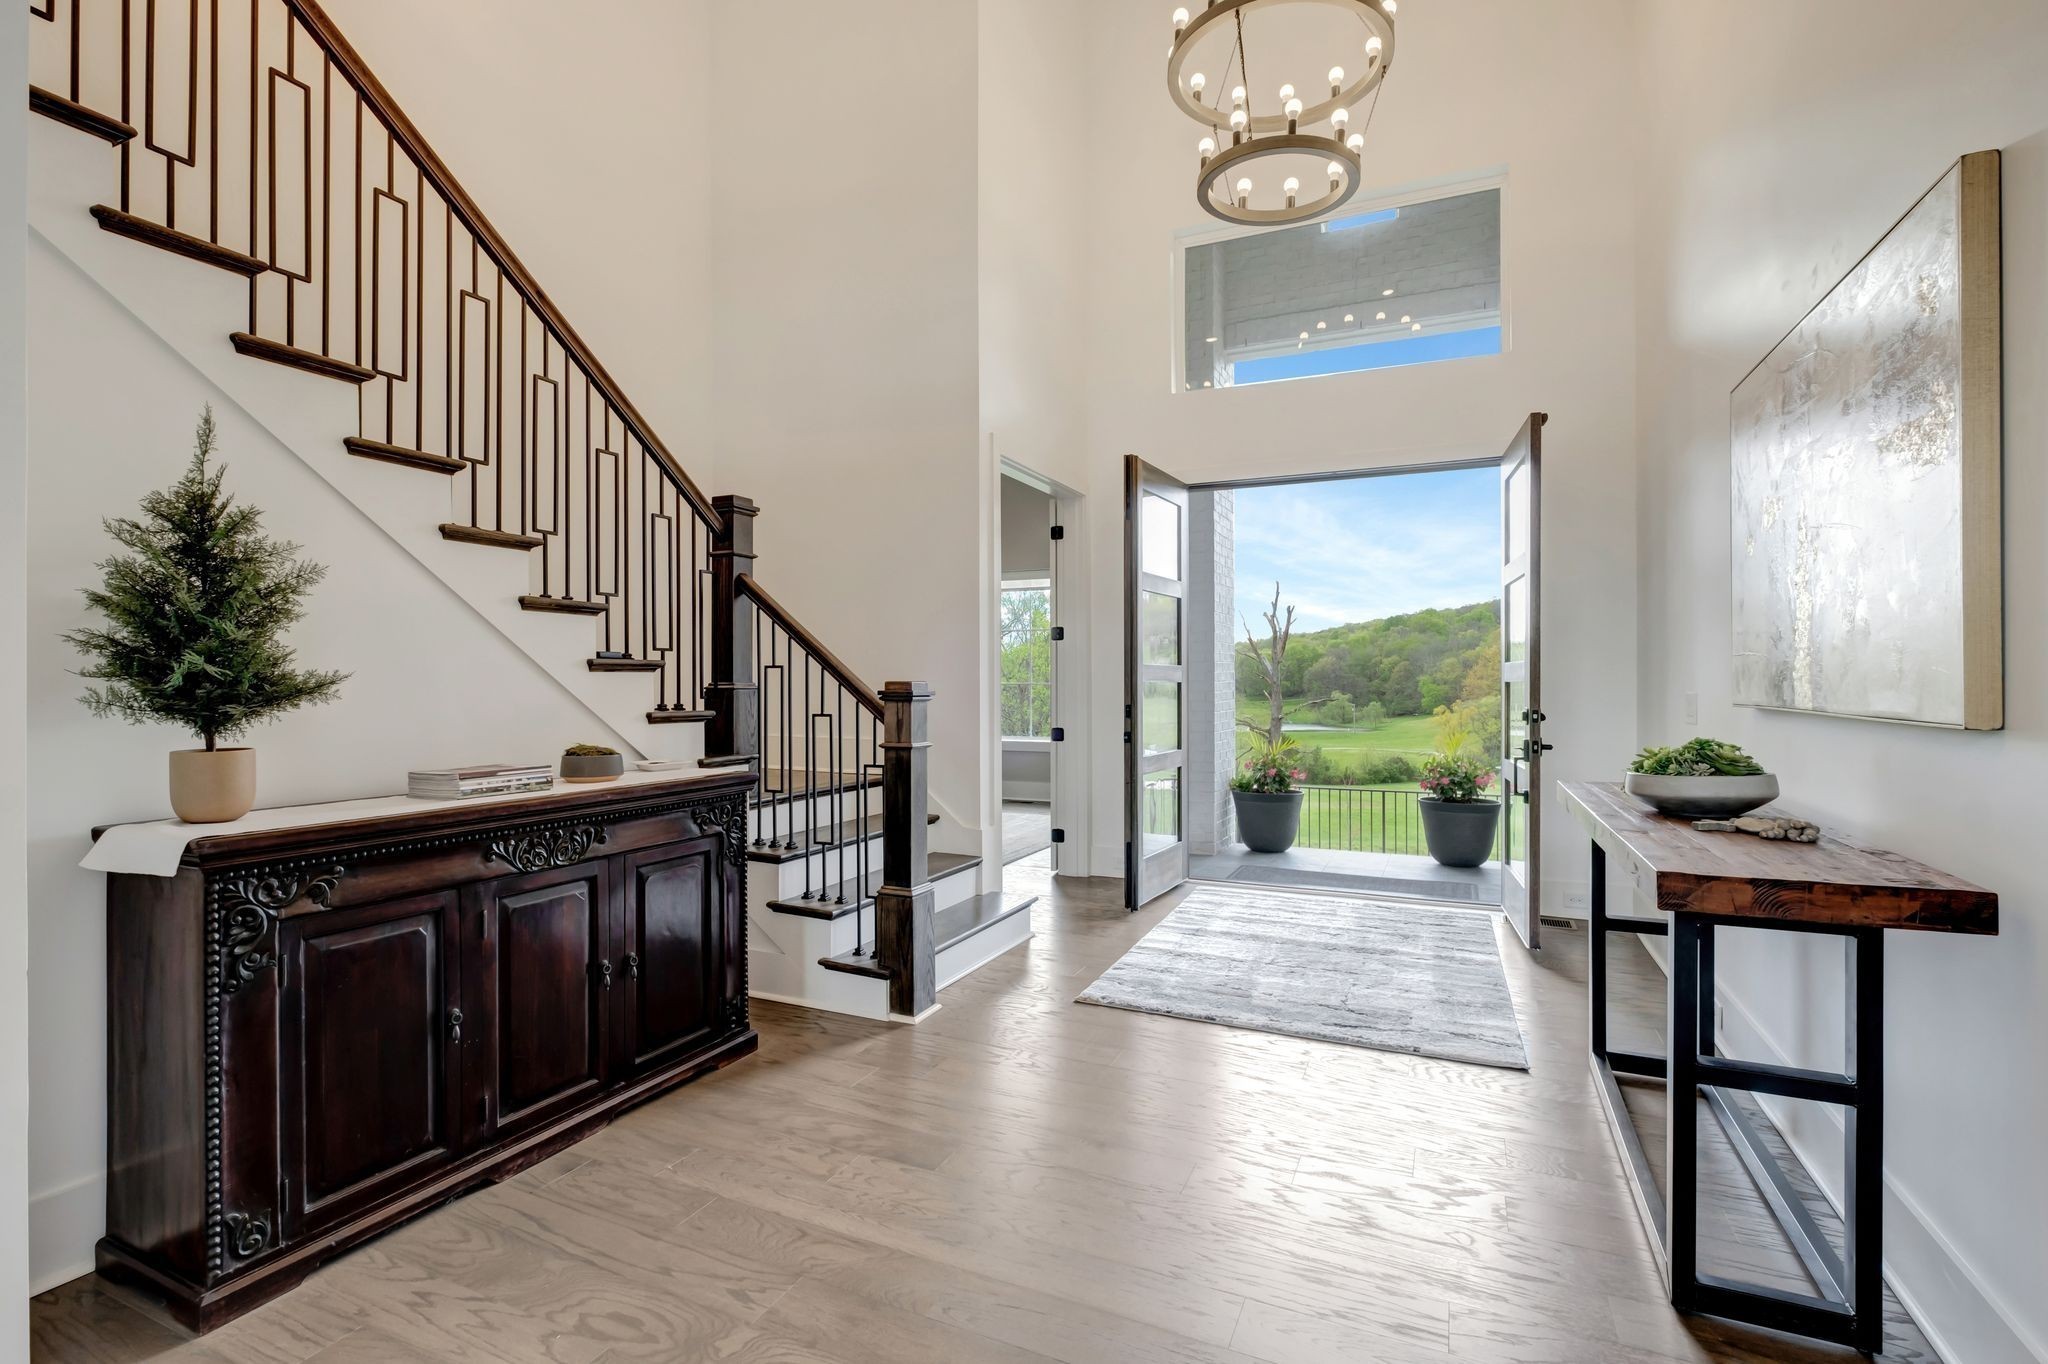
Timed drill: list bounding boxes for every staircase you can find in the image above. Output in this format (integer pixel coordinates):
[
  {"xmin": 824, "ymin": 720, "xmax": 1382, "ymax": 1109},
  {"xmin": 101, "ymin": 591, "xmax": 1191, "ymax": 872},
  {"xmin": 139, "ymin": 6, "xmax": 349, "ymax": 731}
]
[{"xmin": 25, "ymin": 0, "xmax": 1030, "ymax": 1021}]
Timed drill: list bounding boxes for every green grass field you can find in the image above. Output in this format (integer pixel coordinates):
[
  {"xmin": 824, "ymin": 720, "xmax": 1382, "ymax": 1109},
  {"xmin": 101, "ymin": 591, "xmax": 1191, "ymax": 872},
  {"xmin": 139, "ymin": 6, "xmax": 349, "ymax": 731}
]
[{"xmin": 1232, "ymin": 701, "xmax": 1438, "ymax": 775}]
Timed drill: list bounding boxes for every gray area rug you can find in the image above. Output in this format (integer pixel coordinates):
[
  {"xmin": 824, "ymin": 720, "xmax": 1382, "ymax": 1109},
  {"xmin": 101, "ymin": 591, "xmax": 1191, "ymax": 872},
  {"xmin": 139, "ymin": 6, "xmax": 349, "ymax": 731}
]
[
  {"xmin": 1077, "ymin": 886, "xmax": 1529, "ymax": 1069},
  {"xmin": 1217, "ymin": 862, "xmax": 1494, "ymax": 904}
]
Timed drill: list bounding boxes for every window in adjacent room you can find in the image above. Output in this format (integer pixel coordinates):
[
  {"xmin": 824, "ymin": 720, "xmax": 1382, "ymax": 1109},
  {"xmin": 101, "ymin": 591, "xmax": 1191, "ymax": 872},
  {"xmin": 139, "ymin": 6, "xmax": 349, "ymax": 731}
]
[
  {"xmin": 1000, "ymin": 582, "xmax": 1054, "ymax": 739},
  {"xmin": 1182, "ymin": 184, "xmax": 1503, "ymax": 390}
]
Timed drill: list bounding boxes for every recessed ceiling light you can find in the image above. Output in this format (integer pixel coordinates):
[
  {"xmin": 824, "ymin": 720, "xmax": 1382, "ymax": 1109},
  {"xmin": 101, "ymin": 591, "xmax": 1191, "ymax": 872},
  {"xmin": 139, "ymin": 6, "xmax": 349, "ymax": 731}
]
[
  {"xmin": 1316, "ymin": 321, "xmax": 1327, "ymax": 330},
  {"xmin": 1376, "ymin": 311, "xmax": 1386, "ymax": 320},
  {"xmin": 1382, "ymin": 288, "xmax": 1394, "ymax": 296},
  {"xmin": 1411, "ymin": 322, "xmax": 1422, "ymax": 331},
  {"xmin": 1344, "ymin": 313, "xmax": 1355, "ymax": 322},
  {"xmin": 1205, "ymin": 336, "xmax": 1219, "ymax": 343},
  {"xmin": 1400, "ymin": 315, "xmax": 1411, "ymax": 323}
]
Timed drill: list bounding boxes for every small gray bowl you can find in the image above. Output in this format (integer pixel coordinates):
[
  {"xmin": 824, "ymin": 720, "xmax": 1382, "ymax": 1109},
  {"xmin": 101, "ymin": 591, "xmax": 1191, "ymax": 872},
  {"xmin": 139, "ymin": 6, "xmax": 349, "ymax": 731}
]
[
  {"xmin": 1624, "ymin": 772, "xmax": 1779, "ymax": 819},
  {"xmin": 561, "ymin": 751, "xmax": 625, "ymax": 784}
]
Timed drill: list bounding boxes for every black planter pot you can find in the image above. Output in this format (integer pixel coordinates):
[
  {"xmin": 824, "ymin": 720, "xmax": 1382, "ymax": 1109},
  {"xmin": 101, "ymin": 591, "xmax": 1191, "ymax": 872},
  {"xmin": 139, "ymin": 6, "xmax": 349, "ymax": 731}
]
[
  {"xmin": 1232, "ymin": 789, "xmax": 1304, "ymax": 853},
  {"xmin": 1420, "ymin": 797, "xmax": 1502, "ymax": 868}
]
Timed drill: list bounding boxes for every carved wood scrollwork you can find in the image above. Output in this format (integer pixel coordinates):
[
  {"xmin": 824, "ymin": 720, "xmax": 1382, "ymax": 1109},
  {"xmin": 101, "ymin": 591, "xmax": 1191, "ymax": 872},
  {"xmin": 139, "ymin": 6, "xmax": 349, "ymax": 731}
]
[
  {"xmin": 483, "ymin": 823, "xmax": 608, "ymax": 873},
  {"xmin": 221, "ymin": 1211, "xmax": 271, "ymax": 1261},
  {"xmin": 218, "ymin": 865, "xmax": 344, "ymax": 995}
]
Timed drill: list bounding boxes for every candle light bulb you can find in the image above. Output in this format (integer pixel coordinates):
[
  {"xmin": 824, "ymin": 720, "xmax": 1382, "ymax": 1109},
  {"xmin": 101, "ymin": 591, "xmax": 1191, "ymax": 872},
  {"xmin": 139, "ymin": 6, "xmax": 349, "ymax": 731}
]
[
  {"xmin": 1400, "ymin": 315, "xmax": 1411, "ymax": 323},
  {"xmin": 1235, "ymin": 177, "xmax": 1253, "ymax": 205},
  {"xmin": 1284, "ymin": 175, "xmax": 1301, "ymax": 197},
  {"xmin": 1344, "ymin": 313, "xmax": 1355, "ymax": 322},
  {"xmin": 1229, "ymin": 107, "xmax": 1249, "ymax": 133},
  {"xmin": 1329, "ymin": 65, "xmax": 1346, "ymax": 91},
  {"xmin": 1411, "ymin": 321, "xmax": 1422, "ymax": 331},
  {"xmin": 1326, "ymin": 160, "xmax": 1343, "ymax": 181},
  {"xmin": 1347, "ymin": 133, "xmax": 1365, "ymax": 153},
  {"xmin": 1376, "ymin": 311, "xmax": 1386, "ymax": 320},
  {"xmin": 1332, "ymin": 107, "xmax": 1350, "ymax": 134},
  {"xmin": 1284, "ymin": 96, "xmax": 1304, "ymax": 122},
  {"xmin": 1198, "ymin": 135, "xmax": 1217, "ymax": 160},
  {"xmin": 1316, "ymin": 320, "xmax": 1327, "ymax": 330},
  {"xmin": 1231, "ymin": 84, "xmax": 1247, "ymax": 106},
  {"xmin": 1384, "ymin": 0, "xmax": 1396, "ymax": 14},
  {"xmin": 1278, "ymin": 82, "xmax": 1296, "ymax": 103},
  {"xmin": 1171, "ymin": 7, "xmax": 1190, "ymax": 31},
  {"xmin": 1366, "ymin": 34, "xmax": 1383, "ymax": 58},
  {"xmin": 1190, "ymin": 71, "xmax": 1207, "ymax": 95}
]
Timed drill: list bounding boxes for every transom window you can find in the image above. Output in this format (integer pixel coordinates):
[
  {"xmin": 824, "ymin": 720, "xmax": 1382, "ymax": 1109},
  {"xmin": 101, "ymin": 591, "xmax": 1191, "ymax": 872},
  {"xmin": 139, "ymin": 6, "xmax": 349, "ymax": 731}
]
[
  {"xmin": 1000, "ymin": 583, "xmax": 1053, "ymax": 739},
  {"xmin": 1182, "ymin": 185, "xmax": 1502, "ymax": 390}
]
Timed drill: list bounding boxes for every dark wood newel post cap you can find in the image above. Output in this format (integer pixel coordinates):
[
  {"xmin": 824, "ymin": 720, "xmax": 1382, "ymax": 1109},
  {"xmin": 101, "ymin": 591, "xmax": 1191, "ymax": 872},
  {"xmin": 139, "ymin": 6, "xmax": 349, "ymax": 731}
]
[
  {"xmin": 711, "ymin": 494, "xmax": 759, "ymax": 517},
  {"xmin": 880, "ymin": 681, "xmax": 933, "ymax": 701}
]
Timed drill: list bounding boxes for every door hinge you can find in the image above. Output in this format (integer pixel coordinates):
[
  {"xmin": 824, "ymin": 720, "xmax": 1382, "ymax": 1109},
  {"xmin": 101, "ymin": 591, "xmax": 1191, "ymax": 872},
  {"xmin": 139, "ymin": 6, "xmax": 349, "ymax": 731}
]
[
  {"xmin": 1050, "ymin": 828, "xmax": 1066, "ymax": 844},
  {"xmin": 1049, "ymin": 525, "xmax": 1065, "ymax": 541},
  {"xmin": 1050, "ymin": 726, "xmax": 1065, "ymax": 742},
  {"xmin": 1050, "ymin": 626, "xmax": 1065, "ymax": 641}
]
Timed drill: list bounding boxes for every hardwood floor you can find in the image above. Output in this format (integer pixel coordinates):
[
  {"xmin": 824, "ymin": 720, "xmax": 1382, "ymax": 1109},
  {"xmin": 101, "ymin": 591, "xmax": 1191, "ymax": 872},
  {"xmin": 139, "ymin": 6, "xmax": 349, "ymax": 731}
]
[{"xmin": 35, "ymin": 860, "xmax": 1939, "ymax": 1363}]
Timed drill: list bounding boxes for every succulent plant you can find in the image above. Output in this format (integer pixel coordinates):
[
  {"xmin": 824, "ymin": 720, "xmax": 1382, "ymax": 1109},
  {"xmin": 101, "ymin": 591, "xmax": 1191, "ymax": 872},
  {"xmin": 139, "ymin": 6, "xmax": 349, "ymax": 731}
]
[
  {"xmin": 563, "ymin": 743, "xmax": 619, "ymax": 758},
  {"xmin": 1629, "ymin": 738, "xmax": 1766, "ymax": 777}
]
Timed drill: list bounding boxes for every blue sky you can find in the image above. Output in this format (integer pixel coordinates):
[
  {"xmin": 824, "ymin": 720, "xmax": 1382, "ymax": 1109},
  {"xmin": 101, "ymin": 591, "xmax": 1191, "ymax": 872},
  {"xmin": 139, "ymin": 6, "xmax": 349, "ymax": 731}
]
[{"xmin": 1233, "ymin": 467, "xmax": 1501, "ymax": 636}]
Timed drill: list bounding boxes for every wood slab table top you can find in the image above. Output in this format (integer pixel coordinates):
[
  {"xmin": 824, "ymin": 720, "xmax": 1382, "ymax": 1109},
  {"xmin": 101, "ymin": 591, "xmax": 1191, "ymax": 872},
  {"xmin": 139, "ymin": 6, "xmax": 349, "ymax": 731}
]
[{"xmin": 1558, "ymin": 781, "xmax": 1996, "ymax": 934}]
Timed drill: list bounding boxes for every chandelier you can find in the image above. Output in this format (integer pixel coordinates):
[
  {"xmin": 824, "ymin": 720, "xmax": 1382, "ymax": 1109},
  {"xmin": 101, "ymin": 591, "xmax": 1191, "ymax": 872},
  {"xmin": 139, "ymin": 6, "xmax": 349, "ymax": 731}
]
[{"xmin": 1167, "ymin": 0, "xmax": 1398, "ymax": 226}]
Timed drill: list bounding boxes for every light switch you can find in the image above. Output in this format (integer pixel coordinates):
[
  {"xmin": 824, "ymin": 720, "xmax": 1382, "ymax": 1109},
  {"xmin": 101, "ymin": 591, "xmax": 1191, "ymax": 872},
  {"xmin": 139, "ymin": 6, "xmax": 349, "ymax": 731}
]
[{"xmin": 1682, "ymin": 691, "xmax": 1700, "ymax": 725}]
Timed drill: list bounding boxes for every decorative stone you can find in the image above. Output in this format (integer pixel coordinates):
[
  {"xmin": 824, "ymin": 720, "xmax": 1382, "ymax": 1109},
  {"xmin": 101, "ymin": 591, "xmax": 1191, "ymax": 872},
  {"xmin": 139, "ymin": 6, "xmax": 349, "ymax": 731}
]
[{"xmin": 1693, "ymin": 815, "xmax": 1820, "ymax": 843}]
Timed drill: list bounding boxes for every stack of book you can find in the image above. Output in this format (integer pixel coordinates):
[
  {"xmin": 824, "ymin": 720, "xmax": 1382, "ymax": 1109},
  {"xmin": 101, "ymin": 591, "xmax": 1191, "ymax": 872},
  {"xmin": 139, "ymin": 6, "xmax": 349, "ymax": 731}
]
[{"xmin": 407, "ymin": 763, "xmax": 553, "ymax": 800}]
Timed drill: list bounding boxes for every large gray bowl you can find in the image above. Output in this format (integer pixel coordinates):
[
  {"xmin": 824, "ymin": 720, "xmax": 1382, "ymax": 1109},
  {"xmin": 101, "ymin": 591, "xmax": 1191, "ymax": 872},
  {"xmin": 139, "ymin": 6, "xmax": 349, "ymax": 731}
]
[{"xmin": 1624, "ymin": 772, "xmax": 1779, "ymax": 819}]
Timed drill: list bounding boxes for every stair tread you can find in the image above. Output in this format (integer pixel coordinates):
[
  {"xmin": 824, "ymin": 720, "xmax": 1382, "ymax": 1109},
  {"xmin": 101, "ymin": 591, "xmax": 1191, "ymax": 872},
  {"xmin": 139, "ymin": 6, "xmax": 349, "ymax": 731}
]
[
  {"xmin": 818, "ymin": 948, "xmax": 890, "ymax": 980},
  {"xmin": 698, "ymin": 754, "xmax": 754, "ymax": 769},
  {"xmin": 746, "ymin": 814, "xmax": 885, "ymax": 863},
  {"xmin": 588, "ymin": 656, "xmax": 662, "ymax": 673},
  {"xmin": 647, "ymin": 710, "xmax": 714, "ymax": 725},
  {"xmin": 231, "ymin": 332, "xmax": 376, "ymax": 383},
  {"xmin": 31, "ymin": 87, "xmax": 136, "ymax": 143},
  {"xmin": 766, "ymin": 852, "xmax": 980, "ymax": 919},
  {"xmin": 346, "ymin": 437, "xmax": 464, "ymax": 474},
  {"xmin": 440, "ymin": 523, "xmax": 543, "ymax": 551},
  {"xmin": 92, "ymin": 205, "xmax": 267, "ymax": 276},
  {"xmin": 758, "ymin": 770, "xmax": 882, "ymax": 806},
  {"xmin": 817, "ymin": 890, "xmax": 1032, "ymax": 978},
  {"xmin": 519, "ymin": 594, "xmax": 606, "ymax": 616}
]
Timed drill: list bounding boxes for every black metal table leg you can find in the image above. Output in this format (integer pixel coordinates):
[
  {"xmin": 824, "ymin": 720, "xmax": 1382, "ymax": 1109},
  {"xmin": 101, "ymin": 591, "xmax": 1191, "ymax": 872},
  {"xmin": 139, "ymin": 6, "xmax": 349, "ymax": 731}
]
[
  {"xmin": 1846, "ymin": 927, "xmax": 1885, "ymax": 1352},
  {"xmin": 1667, "ymin": 915, "xmax": 1703, "ymax": 1312}
]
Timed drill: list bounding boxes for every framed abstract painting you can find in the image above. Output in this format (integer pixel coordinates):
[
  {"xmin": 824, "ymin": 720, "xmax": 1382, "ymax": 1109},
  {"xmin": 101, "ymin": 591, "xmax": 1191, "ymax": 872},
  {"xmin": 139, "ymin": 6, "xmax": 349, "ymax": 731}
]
[{"xmin": 1731, "ymin": 151, "xmax": 2003, "ymax": 730}]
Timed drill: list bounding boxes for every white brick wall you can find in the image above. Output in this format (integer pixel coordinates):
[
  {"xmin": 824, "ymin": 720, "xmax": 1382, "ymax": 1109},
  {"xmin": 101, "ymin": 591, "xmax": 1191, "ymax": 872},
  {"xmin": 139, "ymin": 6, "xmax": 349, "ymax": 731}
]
[{"xmin": 1186, "ymin": 488, "xmax": 1237, "ymax": 853}]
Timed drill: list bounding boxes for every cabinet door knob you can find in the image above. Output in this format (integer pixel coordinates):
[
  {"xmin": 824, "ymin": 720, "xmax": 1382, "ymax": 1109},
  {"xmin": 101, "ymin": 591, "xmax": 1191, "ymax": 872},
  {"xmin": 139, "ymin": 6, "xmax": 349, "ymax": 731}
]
[
  {"xmin": 447, "ymin": 1007, "xmax": 464, "ymax": 1043},
  {"xmin": 597, "ymin": 959, "xmax": 614, "ymax": 989},
  {"xmin": 624, "ymin": 952, "xmax": 641, "ymax": 980}
]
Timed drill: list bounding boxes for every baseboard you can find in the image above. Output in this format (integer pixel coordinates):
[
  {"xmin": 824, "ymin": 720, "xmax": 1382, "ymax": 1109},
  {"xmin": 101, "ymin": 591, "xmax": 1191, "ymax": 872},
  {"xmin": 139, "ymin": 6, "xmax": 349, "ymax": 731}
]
[
  {"xmin": 29, "ymin": 1170, "xmax": 100, "ymax": 1295},
  {"xmin": 1649, "ymin": 954, "xmax": 2045, "ymax": 1363}
]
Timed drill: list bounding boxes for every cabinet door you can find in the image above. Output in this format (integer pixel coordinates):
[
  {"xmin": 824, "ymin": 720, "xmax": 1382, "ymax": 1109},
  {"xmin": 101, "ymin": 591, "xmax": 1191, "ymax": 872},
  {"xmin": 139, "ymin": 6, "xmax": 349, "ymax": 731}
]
[
  {"xmin": 463, "ymin": 860, "xmax": 611, "ymax": 1145},
  {"xmin": 616, "ymin": 838, "xmax": 727, "ymax": 1075},
  {"xmin": 277, "ymin": 891, "xmax": 462, "ymax": 1237}
]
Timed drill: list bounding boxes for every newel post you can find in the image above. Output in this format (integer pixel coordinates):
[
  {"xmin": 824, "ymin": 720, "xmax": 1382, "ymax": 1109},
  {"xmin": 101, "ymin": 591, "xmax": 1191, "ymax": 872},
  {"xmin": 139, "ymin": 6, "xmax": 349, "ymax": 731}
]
[
  {"xmin": 705, "ymin": 495, "xmax": 759, "ymax": 761},
  {"xmin": 876, "ymin": 681, "xmax": 935, "ymax": 1018}
]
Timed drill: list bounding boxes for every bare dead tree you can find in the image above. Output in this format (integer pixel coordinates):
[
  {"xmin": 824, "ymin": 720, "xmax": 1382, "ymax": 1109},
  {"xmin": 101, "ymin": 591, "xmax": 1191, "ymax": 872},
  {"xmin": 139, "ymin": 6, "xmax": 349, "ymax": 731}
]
[{"xmin": 1237, "ymin": 583, "xmax": 1332, "ymax": 748}]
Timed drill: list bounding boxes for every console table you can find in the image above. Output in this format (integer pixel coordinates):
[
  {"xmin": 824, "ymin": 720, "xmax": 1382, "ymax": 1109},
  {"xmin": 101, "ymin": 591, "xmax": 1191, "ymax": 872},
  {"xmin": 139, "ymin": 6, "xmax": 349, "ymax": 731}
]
[
  {"xmin": 1558, "ymin": 782, "xmax": 1995, "ymax": 1354},
  {"xmin": 90, "ymin": 769, "xmax": 757, "ymax": 1331}
]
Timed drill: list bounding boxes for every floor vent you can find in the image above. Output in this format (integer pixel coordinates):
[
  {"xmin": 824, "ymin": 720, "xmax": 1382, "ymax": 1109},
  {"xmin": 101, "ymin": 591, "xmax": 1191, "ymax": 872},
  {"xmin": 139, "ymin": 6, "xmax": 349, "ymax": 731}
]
[{"xmin": 1540, "ymin": 915, "xmax": 1578, "ymax": 929}]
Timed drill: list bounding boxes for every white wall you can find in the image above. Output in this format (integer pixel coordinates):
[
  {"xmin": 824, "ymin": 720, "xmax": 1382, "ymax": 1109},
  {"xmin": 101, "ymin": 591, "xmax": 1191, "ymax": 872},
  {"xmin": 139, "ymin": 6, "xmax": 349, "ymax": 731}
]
[
  {"xmin": 1075, "ymin": 0, "xmax": 1642, "ymax": 907},
  {"xmin": 2, "ymin": 13, "xmax": 31, "ymax": 1353},
  {"xmin": 707, "ymin": 1, "xmax": 983, "ymax": 836},
  {"xmin": 1633, "ymin": 4, "xmax": 2048, "ymax": 1359},
  {"xmin": 326, "ymin": 0, "xmax": 715, "ymax": 493}
]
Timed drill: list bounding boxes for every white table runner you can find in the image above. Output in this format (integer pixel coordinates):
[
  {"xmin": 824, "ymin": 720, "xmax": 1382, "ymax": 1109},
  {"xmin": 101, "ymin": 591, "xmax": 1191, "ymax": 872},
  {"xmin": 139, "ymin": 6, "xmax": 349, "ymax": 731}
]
[{"xmin": 84, "ymin": 768, "xmax": 706, "ymax": 877}]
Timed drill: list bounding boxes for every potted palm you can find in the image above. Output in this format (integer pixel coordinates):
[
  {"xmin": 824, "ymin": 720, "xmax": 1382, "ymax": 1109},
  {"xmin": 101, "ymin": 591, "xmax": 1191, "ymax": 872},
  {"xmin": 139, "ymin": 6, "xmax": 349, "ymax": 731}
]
[
  {"xmin": 1231, "ymin": 734, "xmax": 1307, "ymax": 853},
  {"xmin": 1418, "ymin": 746, "xmax": 1501, "ymax": 868},
  {"xmin": 65, "ymin": 408, "xmax": 347, "ymax": 823}
]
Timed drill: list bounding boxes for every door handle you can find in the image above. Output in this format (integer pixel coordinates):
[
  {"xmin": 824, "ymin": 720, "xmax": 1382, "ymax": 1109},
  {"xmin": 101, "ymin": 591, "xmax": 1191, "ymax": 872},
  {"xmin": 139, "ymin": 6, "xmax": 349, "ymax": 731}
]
[
  {"xmin": 624, "ymin": 952, "xmax": 641, "ymax": 980},
  {"xmin": 596, "ymin": 959, "xmax": 614, "ymax": 989},
  {"xmin": 447, "ymin": 1007, "xmax": 463, "ymax": 1043}
]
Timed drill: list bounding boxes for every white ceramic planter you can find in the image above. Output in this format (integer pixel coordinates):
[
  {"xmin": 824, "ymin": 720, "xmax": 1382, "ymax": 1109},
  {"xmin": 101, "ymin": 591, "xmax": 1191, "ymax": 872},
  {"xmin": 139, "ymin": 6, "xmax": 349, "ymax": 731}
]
[{"xmin": 1623, "ymin": 772, "xmax": 1779, "ymax": 819}]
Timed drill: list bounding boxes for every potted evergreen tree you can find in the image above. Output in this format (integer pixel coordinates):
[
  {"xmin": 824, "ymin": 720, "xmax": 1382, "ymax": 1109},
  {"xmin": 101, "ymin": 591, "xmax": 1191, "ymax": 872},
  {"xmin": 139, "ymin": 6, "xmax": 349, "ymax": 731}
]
[
  {"xmin": 1231, "ymin": 735, "xmax": 1307, "ymax": 853},
  {"xmin": 65, "ymin": 408, "xmax": 348, "ymax": 823}
]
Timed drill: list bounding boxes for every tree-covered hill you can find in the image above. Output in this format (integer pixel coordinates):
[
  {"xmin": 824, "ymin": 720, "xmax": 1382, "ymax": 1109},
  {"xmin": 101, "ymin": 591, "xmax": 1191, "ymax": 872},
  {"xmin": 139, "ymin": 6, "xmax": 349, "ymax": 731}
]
[{"xmin": 1235, "ymin": 598, "xmax": 1501, "ymax": 718}]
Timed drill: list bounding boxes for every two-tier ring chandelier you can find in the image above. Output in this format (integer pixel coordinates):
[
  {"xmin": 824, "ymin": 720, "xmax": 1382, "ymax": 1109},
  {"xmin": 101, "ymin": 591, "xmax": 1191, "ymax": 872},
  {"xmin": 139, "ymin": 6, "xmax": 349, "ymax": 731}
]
[{"xmin": 1167, "ymin": 0, "xmax": 1398, "ymax": 226}]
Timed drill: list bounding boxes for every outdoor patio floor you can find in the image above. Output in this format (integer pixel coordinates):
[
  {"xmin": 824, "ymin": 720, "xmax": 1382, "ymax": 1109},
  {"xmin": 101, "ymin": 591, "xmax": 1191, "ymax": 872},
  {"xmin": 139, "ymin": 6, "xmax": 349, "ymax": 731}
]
[{"xmin": 1189, "ymin": 845, "xmax": 1503, "ymax": 905}]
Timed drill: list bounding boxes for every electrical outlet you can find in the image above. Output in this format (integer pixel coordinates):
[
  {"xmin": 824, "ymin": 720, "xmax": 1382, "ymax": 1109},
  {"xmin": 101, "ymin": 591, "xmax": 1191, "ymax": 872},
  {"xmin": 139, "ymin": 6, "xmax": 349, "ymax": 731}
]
[
  {"xmin": 1563, "ymin": 889, "xmax": 1589, "ymax": 913},
  {"xmin": 1682, "ymin": 691, "xmax": 1700, "ymax": 725}
]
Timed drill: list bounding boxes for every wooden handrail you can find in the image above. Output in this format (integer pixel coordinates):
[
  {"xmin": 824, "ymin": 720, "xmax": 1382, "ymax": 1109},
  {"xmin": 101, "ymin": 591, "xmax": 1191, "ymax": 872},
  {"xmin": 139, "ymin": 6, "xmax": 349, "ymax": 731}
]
[
  {"xmin": 282, "ymin": 0, "xmax": 722, "ymax": 533},
  {"xmin": 736, "ymin": 574, "xmax": 884, "ymax": 717}
]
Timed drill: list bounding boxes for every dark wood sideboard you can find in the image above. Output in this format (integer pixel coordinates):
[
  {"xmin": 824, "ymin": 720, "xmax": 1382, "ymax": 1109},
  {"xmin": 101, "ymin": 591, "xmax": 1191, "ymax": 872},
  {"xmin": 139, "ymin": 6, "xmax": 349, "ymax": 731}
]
[{"xmin": 93, "ymin": 770, "xmax": 758, "ymax": 1331}]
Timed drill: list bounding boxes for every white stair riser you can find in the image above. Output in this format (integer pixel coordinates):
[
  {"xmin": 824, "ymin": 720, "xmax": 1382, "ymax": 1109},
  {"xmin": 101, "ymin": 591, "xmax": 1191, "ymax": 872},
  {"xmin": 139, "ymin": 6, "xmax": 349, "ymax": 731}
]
[{"xmin": 935, "ymin": 908, "xmax": 1033, "ymax": 991}]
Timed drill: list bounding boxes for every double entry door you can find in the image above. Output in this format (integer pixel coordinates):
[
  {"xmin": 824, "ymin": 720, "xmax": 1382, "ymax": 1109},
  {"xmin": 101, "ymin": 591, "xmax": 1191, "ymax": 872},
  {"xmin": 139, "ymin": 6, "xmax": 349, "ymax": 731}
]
[
  {"xmin": 273, "ymin": 837, "xmax": 730, "ymax": 1238},
  {"xmin": 1124, "ymin": 415, "xmax": 1547, "ymax": 949}
]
